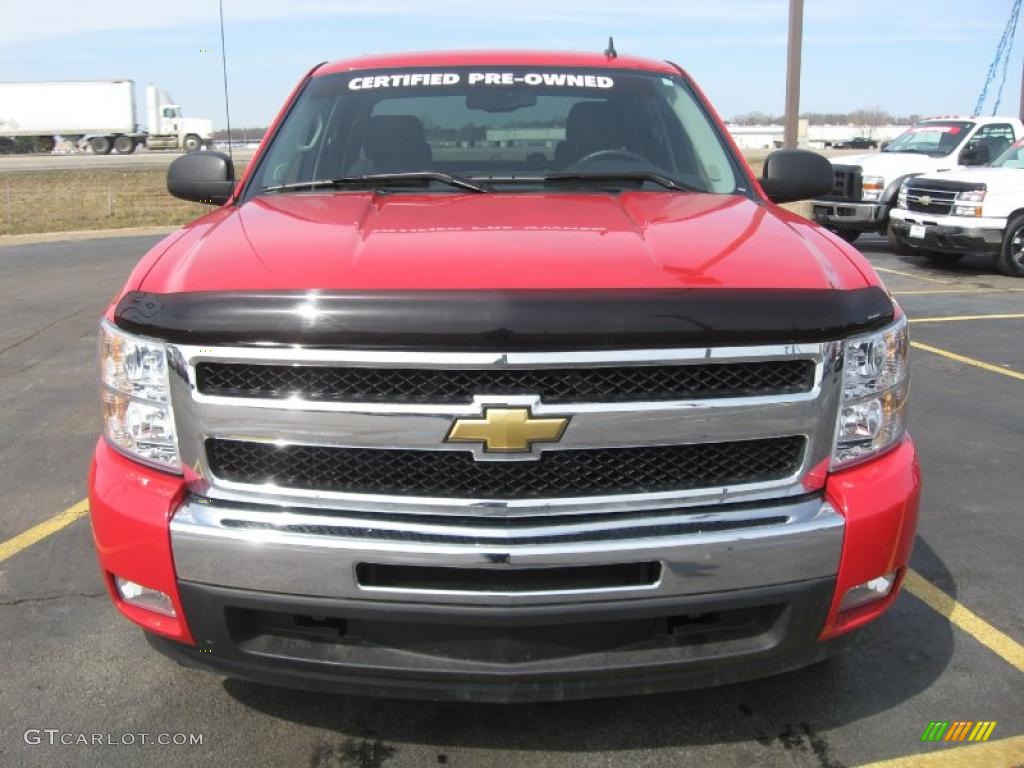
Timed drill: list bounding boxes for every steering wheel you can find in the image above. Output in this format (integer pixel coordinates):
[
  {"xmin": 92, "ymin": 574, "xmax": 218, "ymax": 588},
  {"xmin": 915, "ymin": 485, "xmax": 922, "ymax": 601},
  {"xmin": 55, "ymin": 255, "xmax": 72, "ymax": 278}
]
[{"xmin": 572, "ymin": 148, "xmax": 649, "ymax": 166}]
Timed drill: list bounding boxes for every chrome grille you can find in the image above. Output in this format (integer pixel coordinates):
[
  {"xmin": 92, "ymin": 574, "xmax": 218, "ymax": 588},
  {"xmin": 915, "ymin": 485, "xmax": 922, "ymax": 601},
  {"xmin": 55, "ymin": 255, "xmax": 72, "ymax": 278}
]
[
  {"xmin": 904, "ymin": 183, "xmax": 958, "ymax": 216},
  {"xmin": 196, "ymin": 359, "xmax": 815, "ymax": 403},
  {"xmin": 206, "ymin": 436, "xmax": 806, "ymax": 499},
  {"xmin": 168, "ymin": 343, "xmax": 842, "ymax": 515}
]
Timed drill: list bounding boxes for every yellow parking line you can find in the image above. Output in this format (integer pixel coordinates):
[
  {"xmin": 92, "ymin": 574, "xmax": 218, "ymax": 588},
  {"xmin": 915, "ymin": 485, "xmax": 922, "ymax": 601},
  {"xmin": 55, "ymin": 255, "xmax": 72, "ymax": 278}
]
[
  {"xmin": 910, "ymin": 313, "xmax": 1024, "ymax": 323},
  {"xmin": 0, "ymin": 499, "xmax": 89, "ymax": 564},
  {"xmin": 910, "ymin": 342, "xmax": 1024, "ymax": 381},
  {"xmin": 875, "ymin": 266, "xmax": 950, "ymax": 284},
  {"xmin": 893, "ymin": 288, "xmax": 1024, "ymax": 295},
  {"xmin": 855, "ymin": 735, "xmax": 1024, "ymax": 768},
  {"xmin": 904, "ymin": 570, "xmax": 1024, "ymax": 673}
]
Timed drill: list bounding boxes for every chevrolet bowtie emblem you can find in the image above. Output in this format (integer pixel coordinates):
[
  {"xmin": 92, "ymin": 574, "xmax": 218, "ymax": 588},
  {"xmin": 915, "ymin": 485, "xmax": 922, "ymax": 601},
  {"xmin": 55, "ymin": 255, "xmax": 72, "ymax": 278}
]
[
  {"xmin": 446, "ymin": 408, "xmax": 569, "ymax": 453},
  {"xmin": 918, "ymin": 195, "xmax": 932, "ymax": 206}
]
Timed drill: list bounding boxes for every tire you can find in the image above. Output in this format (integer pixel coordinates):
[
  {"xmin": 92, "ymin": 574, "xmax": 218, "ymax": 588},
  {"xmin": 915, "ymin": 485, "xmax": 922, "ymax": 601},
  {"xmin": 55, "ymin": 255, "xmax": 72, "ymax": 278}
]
[
  {"xmin": 886, "ymin": 222, "xmax": 916, "ymax": 255},
  {"xmin": 90, "ymin": 136, "xmax": 112, "ymax": 155},
  {"xmin": 182, "ymin": 134, "xmax": 202, "ymax": 152},
  {"xmin": 113, "ymin": 135, "xmax": 135, "ymax": 154},
  {"xmin": 996, "ymin": 214, "xmax": 1024, "ymax": 277},
  {"xmin": 831, "ymin": 229, "xmax": 860, "ymax": 244}
]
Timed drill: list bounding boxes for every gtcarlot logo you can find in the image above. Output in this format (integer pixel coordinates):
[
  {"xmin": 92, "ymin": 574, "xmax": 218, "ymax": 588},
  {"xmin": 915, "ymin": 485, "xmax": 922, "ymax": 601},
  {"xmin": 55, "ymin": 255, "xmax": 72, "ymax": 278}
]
[
  {"xmin": 920, "ymin": 721, "xmax": 997, "ymax": 743},
  {"xmin": 24, "ymin": 730, "xmax": 204, "ymax": 746}
]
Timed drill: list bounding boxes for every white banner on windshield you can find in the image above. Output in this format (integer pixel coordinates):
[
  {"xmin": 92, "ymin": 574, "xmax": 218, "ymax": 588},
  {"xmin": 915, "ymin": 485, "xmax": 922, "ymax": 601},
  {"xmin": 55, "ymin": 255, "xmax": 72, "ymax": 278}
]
[{"xmin": 348, "ymin": 72, "xmax": 615, "ymax": 90}]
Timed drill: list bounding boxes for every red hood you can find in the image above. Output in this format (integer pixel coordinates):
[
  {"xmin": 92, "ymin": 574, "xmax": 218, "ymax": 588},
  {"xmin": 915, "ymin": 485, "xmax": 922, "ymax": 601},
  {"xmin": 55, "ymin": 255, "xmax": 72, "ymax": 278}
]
[{"xmin": 138, "ymin": 191, "xmax": 872, "ymax": 293}]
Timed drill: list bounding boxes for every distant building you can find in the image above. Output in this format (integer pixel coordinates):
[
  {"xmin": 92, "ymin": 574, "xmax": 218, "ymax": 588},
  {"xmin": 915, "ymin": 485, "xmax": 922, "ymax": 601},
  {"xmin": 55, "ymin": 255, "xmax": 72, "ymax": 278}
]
[
  {"xmin": 727, "ymin": 124, "xmax": 787, "ymax": 150},
  {"xmin": 727, "ymin": 122, "xmax": 911, "ymax": 150}
]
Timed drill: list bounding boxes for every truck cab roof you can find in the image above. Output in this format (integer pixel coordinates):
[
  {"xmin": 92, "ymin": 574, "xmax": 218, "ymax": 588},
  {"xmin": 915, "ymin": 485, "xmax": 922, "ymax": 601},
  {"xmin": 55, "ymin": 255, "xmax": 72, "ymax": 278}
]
[
  {"xmin": 314, "ymin": 50, "xmax": 683, "ymax": 77},
  {"xmin": 919, "ymin": 115, "xmax": 1022, "ymax": 125}
]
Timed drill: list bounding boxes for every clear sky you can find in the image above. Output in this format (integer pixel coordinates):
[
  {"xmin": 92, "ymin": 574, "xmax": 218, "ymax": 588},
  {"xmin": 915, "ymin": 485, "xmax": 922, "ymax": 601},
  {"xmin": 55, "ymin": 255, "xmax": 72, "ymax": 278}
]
[{"xmin": 2, "ymin": 0, "xmax": 1020, "ymax": 128}]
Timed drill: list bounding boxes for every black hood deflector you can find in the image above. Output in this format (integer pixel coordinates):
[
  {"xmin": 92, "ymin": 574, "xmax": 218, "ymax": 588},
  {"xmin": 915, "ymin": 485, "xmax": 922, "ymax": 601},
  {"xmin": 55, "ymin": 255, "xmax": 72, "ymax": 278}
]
[{"xmin": 115, "ymin": 287, "xmax": 894, "ymax": 350}]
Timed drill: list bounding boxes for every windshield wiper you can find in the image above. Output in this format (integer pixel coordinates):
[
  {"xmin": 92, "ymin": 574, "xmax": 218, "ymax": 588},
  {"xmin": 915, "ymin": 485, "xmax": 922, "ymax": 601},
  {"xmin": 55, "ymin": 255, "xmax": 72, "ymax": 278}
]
[
  {"xmin": 262, "ymin": 171, "xmax": 486, "ymax": 194},
  {"xmin": 540, "ymin": 171, "xmax": 698, "ymax": 192}
]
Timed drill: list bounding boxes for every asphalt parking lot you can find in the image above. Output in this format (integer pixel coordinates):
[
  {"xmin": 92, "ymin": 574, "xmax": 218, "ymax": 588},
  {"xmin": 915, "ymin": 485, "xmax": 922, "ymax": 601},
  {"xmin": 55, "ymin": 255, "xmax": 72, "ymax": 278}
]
[{"xmin": 0, "ymin": 232, "xmax": 1021, "ymax": 768}]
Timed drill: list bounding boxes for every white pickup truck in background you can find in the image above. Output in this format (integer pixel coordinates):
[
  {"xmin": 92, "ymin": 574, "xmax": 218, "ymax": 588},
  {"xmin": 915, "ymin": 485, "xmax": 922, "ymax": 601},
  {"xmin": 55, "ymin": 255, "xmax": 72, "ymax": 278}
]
[
  {"xmin": 810, "ymin": 116, "xmax": 1024, "ymax": 246},
  {"xmin": 889, "ymin": 138, "xmax": 1024, "ymax": 277}
]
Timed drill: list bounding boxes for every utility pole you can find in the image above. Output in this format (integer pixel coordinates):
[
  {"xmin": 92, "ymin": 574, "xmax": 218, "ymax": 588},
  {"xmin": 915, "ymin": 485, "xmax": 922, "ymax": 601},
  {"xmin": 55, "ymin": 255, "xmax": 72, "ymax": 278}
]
[{"xmin": 784, "ymin": 0, "xmax": 804, "ymax": 149}]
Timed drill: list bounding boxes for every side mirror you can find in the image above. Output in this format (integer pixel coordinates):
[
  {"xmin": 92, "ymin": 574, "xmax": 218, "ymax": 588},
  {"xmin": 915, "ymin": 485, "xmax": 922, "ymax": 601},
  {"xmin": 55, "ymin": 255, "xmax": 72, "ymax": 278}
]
[
  {"xmin": 960, "ymin": 142, "xmax": 989, "ymax": 166},
  {"xmin": 758, "ymin": 149, "xmax": 833, "ymax": 204},
  {"xmin": 167, "ymin": 151, "xmax": 235, "ymax": 204}
]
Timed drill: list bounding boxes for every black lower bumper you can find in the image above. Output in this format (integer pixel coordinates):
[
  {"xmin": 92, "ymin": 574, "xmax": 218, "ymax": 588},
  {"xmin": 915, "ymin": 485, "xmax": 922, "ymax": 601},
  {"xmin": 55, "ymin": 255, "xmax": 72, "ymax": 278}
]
[
  {"xmin": 146, "ymin": 578, "xmax": 850, "ymax": 702},
  {"xmin": 888, "ymin": 220, "xmax": 1003, "ymax": 256}
]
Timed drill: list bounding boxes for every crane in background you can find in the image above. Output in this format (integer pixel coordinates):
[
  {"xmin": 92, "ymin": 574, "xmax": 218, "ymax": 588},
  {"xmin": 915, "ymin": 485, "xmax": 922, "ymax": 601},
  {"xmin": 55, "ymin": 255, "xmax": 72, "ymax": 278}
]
[{"xmin": 973, "ymin": 0, "xmax": 1022, "ymax": 117}]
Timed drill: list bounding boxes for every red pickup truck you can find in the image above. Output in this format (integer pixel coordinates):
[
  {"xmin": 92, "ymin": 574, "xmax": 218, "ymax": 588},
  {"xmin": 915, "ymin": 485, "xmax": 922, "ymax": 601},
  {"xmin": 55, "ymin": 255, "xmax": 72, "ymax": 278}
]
[{"xmin": 90, "ymin": 50, "xmax": 920, "ymax": 702}]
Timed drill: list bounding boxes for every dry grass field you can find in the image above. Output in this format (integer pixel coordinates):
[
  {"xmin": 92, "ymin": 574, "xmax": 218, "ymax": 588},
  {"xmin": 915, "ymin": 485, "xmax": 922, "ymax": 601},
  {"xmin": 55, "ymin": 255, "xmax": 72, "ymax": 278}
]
[
  {"xmin": 0, "ymin": 152, "xmax": 786, "ymax": 236},
  {"xmin": 0, "ymin": 169, "xmax": 212, "ymax": 236}
]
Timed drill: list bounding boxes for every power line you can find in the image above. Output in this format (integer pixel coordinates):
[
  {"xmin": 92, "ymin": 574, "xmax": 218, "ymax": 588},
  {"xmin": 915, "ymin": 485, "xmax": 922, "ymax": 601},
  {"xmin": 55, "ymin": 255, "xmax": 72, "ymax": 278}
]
[
  {"xmin": 219, "ymin": 0, "xmax": 233, "ymax": 162},
  {"xmin": 992, "ymin": 0, "xmax": 1023, "ymax": 113},
  {"xmin": 974, "ymin": 0, "xmax": 1022, "ymax": 116}
]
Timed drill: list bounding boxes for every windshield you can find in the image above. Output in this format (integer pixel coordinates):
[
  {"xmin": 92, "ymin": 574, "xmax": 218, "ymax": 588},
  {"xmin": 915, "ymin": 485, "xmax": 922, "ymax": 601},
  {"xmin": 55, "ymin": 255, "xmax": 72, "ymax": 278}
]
[
  {"xmin": 991, "ymin": 139, "xmax": 1024, "ymax": 168},
  {"xmin": 883, "ymin": 121, "xmax": 973, "ymax": 155},
  {"xmin": 247, "ymin": 67, "xmax": 744, "ymax": 197}
]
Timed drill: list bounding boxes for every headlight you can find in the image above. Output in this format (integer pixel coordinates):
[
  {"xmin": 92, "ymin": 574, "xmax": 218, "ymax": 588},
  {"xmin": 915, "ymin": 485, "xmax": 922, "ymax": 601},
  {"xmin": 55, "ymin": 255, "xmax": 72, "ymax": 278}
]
[
  {"xmin": 952, "ymin": 187, "xmax": 985, "ymax": 217},
  {"xmin": 897, "ymin": 183, "xmax": 909, "ymax": 209},
  {"xmin": 832, "ymin": 316, "xmax": 909, "ymax": 469},
  {"xmin": 99, "ymin": 320, "xmax": 180, "ymax": 472},
  {"xmin": 862, "ymin": 175, "xmax": 885, "ymax": 202}
]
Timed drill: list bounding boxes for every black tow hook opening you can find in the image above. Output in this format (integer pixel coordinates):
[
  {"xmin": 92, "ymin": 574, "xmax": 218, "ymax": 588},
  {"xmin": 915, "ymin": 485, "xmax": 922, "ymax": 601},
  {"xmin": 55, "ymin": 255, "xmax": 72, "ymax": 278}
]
[{"xmin": 355, "ymin": 562, "xmax": 662, "ymax": 593}]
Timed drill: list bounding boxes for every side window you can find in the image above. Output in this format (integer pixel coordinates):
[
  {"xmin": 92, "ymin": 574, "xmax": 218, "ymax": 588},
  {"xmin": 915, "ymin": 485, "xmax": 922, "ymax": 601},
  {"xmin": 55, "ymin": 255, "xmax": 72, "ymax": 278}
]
[
  {"xmin": 663, "ymin": 85, "xmax": 737, "ymax": 193},
  {"xmin": 1000, "ymin": 144, "xmax": 1024, "ymax": 168},
  {"xmin": 975, "ymin": 123, "xmax": 1016, "ymax": 140},
  {"xmin": 968, "ymin": 123, "xmax": 1015, "ymax": 165},
  {"xmin": 258, "ymin": 97, "xmax": 334, "ymax": 186}
]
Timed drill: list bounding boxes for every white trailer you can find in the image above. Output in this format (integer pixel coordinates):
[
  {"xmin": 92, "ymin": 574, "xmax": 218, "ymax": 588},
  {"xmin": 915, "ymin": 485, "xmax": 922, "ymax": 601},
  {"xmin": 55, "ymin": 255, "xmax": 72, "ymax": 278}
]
[{"xmin": 0, "ymin": 80, "xmax": 213, "ymax": 154}]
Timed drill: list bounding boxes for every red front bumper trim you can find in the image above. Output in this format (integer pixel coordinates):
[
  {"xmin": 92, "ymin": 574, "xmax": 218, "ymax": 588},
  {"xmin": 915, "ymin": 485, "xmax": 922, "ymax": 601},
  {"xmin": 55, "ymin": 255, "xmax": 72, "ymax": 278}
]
[
  {"xmin": 89, "ymin": 439, "xmax": 194, "ymax": 644},
  {"xmin": 819, "ymin": 436, "xmax": 921, "ymax": 639}
]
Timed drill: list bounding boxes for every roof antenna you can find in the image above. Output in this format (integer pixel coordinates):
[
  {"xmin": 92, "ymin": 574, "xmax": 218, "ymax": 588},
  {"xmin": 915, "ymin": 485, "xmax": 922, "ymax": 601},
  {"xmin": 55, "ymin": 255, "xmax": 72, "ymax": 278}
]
[
  {"xmin": 218, "ymin": 0, "xmax": 233, "ymax": 164},
  {"xmin": 604, "ymin": 36, "xmax": 618, "ymax": 59}
]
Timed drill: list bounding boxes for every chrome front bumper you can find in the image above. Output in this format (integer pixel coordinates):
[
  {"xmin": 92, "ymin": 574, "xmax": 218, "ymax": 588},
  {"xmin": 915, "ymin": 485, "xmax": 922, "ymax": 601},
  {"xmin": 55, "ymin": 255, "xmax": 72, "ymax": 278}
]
[
  {"xmin": 170, "ymin": 495, "xmax": 844, "ymax": 606},
  {"xmin": 811, "ymin": 200, "xmax": 885, "ymax": 229}
]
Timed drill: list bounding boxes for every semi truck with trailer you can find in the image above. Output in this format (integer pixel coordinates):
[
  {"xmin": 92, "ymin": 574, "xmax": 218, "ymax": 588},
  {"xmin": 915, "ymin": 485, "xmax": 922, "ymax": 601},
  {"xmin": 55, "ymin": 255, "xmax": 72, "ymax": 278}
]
[
  {"xmin": 0, "ymin": 80, "xmax": 213, "ymax": 154},
  {"xmin": 90, "ymin": 50, "xmax": 920, "ymax": 702}
]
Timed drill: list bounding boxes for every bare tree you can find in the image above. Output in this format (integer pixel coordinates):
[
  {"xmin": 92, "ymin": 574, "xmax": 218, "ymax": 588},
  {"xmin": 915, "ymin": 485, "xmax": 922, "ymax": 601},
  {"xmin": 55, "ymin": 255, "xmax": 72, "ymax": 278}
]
[
  {"xmin": 847, "ymin": 108, "xmax": 892, "ymax": 139},
  {"xmin": 800, "ymin": 112, "xmax": 851, "ymax": 125},
  {"xmin": 731, "ymin": 111, "xmax": 784, "ymax": 126}
]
